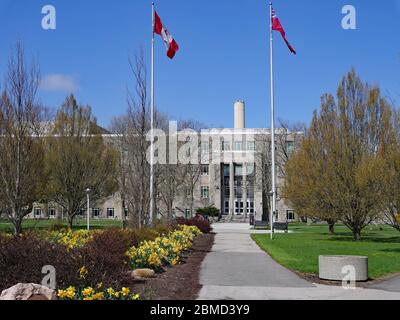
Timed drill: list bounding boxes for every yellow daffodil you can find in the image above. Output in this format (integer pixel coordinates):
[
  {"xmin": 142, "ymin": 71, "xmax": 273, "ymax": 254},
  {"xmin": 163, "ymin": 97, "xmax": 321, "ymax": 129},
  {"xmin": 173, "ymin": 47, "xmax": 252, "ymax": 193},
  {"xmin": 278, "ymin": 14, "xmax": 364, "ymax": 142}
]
[{"xmin": 121, "ymin": 287, "xmax": 130, "ymax": 297}]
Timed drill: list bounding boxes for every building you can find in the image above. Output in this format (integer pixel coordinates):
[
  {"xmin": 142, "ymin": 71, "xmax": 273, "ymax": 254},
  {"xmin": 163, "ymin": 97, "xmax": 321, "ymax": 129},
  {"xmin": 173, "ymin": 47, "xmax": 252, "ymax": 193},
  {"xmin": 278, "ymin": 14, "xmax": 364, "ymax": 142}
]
[{"xmin": 28, "ymin": 101, "xmax": 302, "ymax": 223}]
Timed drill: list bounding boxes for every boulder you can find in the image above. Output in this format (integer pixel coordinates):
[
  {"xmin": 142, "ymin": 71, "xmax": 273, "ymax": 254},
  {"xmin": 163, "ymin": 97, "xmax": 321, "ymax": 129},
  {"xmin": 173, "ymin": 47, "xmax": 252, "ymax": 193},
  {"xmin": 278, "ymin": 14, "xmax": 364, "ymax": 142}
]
[
  {"xmin": 0, "ymin": 283, "xmax": 56, "ymax": 301},
  {"xmin": 131, "ymin": 269, "xmax": 156, "ymax": 280}
]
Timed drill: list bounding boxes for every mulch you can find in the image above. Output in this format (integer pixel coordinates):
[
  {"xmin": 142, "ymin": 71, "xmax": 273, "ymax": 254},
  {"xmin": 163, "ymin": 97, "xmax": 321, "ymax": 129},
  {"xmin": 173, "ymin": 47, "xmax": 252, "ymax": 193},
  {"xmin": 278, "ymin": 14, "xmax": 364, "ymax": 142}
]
[{"xmin": 128, "ymin": 232, "xmax": 215, "ymax": 300}]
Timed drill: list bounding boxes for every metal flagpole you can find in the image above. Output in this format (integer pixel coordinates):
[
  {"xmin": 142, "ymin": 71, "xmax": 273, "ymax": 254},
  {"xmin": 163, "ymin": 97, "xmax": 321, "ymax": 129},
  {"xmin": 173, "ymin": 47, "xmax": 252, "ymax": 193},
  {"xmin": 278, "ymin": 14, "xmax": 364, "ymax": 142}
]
[
  {"xmin": 269, "ymin": 2, "xmax": 276, "ymax": 240},
  {"xmin": 149, "ymin": 2, "xmax": 155, "ymax": 226}
]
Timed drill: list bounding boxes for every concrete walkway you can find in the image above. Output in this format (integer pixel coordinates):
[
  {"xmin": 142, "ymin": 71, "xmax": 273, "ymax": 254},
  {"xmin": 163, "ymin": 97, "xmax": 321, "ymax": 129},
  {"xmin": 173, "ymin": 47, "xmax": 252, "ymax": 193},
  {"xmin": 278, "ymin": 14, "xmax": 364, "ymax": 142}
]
[
  {"xmin": 198, "ymin": 223, "xmax": 400, "ymax": 300},
  {"xmin": 368, "ymin": 275, "xmax": 400, "ymax": 293}
]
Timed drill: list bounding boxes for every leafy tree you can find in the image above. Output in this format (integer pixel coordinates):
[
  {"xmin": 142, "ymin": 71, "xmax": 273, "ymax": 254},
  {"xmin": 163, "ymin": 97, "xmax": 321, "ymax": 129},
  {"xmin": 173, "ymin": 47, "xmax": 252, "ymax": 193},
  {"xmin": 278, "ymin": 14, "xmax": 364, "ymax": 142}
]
[
  {"xmin": 46, "ymin": 95, "xmax": 119, "ymax": 228},
  {"xmin": 0, "ymin": 43, "xmax": 47, "ymax": 235},
  {"xmin": 283, "ymin": 70, "xmax": 393, "ymax": 240},
  {"xmin": 378, "ymin": 109, "xmax": 400, "ymax": 231}
]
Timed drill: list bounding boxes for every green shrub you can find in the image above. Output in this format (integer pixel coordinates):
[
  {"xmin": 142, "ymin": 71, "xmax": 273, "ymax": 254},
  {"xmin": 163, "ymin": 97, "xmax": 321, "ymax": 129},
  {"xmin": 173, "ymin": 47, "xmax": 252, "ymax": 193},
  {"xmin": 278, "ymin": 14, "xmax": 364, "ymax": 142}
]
[{"xmin": 196, "ymin": 206, "xmax": 220, "ymax": 218}]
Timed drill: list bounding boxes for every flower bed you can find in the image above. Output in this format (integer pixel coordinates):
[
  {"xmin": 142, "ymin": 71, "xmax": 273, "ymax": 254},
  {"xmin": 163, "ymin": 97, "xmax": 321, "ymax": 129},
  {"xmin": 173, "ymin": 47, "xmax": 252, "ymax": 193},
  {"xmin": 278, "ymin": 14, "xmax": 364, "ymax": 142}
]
[
  {"xmin": 39, "ymin": 229, "xmax": 95, "ymax": 250},
  {"xmin": 0, "ymin": 223, "xmax": 205, "ymax": 299},
  {"xmin": 126, "ymin": 225, "xmax": 202, "ymax": 271},
  {"xmin": 57, "ymin": 285, "xmax": 140, "ymax": 301}
]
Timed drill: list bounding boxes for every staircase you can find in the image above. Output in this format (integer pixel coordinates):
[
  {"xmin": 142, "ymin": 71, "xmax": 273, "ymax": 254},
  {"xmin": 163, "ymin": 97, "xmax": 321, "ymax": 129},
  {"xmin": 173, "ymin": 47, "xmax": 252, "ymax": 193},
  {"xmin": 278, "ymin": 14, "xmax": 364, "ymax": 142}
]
[{"xmin": 219, "ymin": 215, "xmax": 250, "ymax": 224}]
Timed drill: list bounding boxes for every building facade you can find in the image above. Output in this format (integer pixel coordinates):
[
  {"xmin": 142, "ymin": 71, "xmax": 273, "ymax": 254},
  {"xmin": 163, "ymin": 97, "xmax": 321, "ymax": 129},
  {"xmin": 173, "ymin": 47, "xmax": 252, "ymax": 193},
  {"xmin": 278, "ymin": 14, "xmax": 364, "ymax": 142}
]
[{"xmin": 28, "ymin": 101, "xmax": 301, "ymax": 223}]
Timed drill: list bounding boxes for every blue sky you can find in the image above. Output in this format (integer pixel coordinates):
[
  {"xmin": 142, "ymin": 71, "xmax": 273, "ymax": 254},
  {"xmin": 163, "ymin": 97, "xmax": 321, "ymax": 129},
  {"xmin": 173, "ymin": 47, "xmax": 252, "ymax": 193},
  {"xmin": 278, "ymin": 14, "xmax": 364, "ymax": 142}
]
[{"xmin": 0, "ymin": 0, "xmax": 399, "ymax": 129}]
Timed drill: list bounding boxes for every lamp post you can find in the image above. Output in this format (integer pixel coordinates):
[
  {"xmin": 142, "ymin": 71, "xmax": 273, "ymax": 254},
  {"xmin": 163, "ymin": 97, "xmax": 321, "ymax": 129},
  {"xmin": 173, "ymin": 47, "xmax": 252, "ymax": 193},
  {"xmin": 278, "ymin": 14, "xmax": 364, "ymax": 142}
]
[
  {"xmin": 269, "ymin": 190, "xmax": 274, "ymax": 240},
  {"xmin": 85, "ymin": 188, "xmax": 91, "ymax": 231}
]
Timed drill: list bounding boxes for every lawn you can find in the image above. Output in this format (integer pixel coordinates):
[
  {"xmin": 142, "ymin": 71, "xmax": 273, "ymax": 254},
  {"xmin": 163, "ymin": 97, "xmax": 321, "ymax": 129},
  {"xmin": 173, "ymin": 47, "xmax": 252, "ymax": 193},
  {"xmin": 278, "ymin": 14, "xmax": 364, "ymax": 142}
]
[
  {"xmin": 252, "ymin": 224, "xmax": 400, "ymax": 280},
  {"xmin": 0, "ymin": 218, "xmax": 123, "ymax": 233}
]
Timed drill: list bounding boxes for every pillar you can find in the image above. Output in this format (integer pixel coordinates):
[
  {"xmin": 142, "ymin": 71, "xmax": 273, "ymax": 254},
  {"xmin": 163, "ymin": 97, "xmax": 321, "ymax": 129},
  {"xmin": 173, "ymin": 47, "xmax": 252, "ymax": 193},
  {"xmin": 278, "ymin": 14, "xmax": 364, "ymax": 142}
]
[{"xmin": 229, "ymin": 162, "xmax": 235, "ymax": 220}]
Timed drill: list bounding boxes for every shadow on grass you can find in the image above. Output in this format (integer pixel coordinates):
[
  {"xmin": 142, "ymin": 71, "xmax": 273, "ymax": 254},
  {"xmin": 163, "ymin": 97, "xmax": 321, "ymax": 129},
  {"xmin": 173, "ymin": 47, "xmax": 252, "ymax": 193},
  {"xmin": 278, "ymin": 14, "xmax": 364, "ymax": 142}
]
[
  {"xmin": 379, "ymin": 248, "xmax": 400, "ymax": 253},
  {"xmin": 327, "ymin": 234, "xmax": 400, "ymax": 244}
]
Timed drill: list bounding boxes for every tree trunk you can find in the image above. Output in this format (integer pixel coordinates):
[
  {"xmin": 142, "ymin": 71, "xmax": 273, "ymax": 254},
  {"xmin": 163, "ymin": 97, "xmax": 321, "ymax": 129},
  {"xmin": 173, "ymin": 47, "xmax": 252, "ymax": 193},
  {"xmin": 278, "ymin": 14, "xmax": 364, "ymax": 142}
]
[
  {"xmin": 13, "ymin": 219, "xmax": 23, "ymax": 236},
  {"xmin": 328, "ymin": 220, "xmax": 335, "ymax": 234},
  {"xmin": 68, "ymin": 216, "xmax": 74, "ymax": 230},
  {"xmin": 353, "ymin": 229, "xmax": 362, "ymax": 241}
]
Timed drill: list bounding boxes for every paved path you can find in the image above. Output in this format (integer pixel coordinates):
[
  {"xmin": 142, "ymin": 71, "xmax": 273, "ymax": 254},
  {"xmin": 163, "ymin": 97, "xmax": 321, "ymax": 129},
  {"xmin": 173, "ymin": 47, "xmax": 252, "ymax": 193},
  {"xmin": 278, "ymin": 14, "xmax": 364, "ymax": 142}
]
[
  {"xmin": 198, "ymin": 223, "xmax": 400, "ymax": 300},
  {"xmin": 368, "ymin": 275, "xmax": 400, "ymax": 293}
]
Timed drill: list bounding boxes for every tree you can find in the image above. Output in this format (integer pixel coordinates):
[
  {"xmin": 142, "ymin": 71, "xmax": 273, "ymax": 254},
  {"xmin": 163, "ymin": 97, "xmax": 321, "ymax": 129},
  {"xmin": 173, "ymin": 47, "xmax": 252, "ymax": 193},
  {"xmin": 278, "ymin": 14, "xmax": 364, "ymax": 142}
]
[
  {"xmin": 110, "ymin": 51, "xmax": 166, "ymax": 228},
  {"xmin": 46, "ymin": 94, "xmax": 119, "ymax": 229},
  {"xmin": 0, "ymin": 43, "xmax": 47, "ymax": 235},
  {"xmin": 283, "ymin": 70, "xmax": 393, "ymax": 240},
  {"xmin": 255, "ymin": 121, "xmax": 305, "ymax": 222},
  {"xmin": 378, "ymin": 109, "xmax": 400, "ymax": 231},
  {"xmin": 178, "ymin": 119, "xmax": 206, "ymax": 218}
]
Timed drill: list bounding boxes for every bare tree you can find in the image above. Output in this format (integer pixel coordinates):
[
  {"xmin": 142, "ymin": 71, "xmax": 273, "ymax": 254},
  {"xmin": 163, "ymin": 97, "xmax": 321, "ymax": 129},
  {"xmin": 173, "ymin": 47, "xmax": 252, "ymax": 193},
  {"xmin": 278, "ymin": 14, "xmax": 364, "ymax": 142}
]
[
  {"xmin": 0, "ymin": 43, "xmax": 47, "ymax": 235},
  {"xmin": 111, "ymin": 50, "xmax": 164, "ymax": 228},
  {"xmin": 254, "ymin": 121, "xmax": 305, "ymax": 222},
  {"xmin": 178, "ymin": 120, "xmax": 207, "ymax": 217},
  {"xmin": 46, "ymin": 94, "xmax": 119, "ymax": 228}
]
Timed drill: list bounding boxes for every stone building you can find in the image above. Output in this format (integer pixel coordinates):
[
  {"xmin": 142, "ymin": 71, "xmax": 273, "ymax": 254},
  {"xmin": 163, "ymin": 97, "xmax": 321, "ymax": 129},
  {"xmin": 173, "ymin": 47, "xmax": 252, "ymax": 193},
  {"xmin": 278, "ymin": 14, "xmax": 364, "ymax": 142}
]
[{"xmin": 28, "ymin": 101, "xmax": 302, "ymax": 223}]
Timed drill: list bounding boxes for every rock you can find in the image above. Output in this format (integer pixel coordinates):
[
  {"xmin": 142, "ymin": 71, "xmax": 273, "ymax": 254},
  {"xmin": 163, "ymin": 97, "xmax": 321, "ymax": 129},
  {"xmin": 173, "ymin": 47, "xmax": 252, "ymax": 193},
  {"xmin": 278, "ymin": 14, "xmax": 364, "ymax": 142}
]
[
  {"xmin": 0, "ymin": 283, "xmax": 56, "ymax": 301},
  {"xmin": 131, "ymin": 269, "xmax": 156, "ymax": 280}
]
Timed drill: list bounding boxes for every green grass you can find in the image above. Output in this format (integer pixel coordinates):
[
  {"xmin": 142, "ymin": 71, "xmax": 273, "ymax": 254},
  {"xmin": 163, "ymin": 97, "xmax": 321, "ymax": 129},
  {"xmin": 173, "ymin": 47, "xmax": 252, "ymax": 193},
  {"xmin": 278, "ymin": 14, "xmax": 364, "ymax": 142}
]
[
  {"xmin": 0, "ymin": 218, "xmax": 123, "ymax": 234},
  {"xmin": 252, "ymin": 225, "xmax": 400, "ymax": 280}
]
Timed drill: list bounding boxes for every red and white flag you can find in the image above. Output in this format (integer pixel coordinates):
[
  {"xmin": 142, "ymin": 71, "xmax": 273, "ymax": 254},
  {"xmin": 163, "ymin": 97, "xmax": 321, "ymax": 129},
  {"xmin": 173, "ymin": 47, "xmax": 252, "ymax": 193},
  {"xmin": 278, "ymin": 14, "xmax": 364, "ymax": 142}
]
[
  {"xmin": 154, "ymin": 11, "xmax": 179, "ymax": 59},
  {"xmin": 272, "ymin": 8, "xmax": 296, "ymax": 55}
]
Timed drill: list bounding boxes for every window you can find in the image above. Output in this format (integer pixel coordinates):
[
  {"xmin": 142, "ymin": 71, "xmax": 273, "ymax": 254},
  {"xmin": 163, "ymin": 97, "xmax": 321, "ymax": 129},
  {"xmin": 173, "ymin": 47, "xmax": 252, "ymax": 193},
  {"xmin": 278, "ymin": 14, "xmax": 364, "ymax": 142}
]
[
  {"xmin": 287, "ymin": 210, "xmax": 296, "ymax": 221},
  {"xmin": 234, "ymin": 141, "xmax": 243, "ymax": 151},
  {"xmin": 92, "ymin": 208, "xmax": 100, "ymax": 218},
  {"xmin": 107, "ymin": 208, "xmax": 115, "ymax": 219},
  {"xmin": 247, "ymin": 141, "xmax": 256, "ymax": 151},
  {"xmin": 48, "ymin": 208, "xmax": 56, "ymax": 218},
  {"xmin": 78, "ymin": 208, "xmax": 85, "ymax": 217},
  {"xmin": 201, "ymin": 141, "xmax": 210, "ymax": 154},
  {"xmin": 223, "ymin": 164, "xmax": 230, "ymax": 177},
  {"xmin": 34, "ymin": 208, "xmax": 42, "ymax": 218},
  {"xmin": 201, "ymin": 165, "xmax": 209, "ymax": 176},
  {"xmin": 224, "ymin": 185, "xmax": 230, "ymax": 198},
  {"xmin": 235, "ymin": 164, "xmax": 243, "ymax": 176},
  {"xmin": 246, "ymin": 163, "xmax": 255, "ymax": 176},
  {"xmin": 221, "ymin": 140, "xmax": 231, "ymax": 151},
  {"xmin": 286, "ymin": 141, "xmax": 295, "ymax": 155},
  {"xmin": 185, "ymin": 209, "xmax": 191, "ymax": 219},
  {"xmin": 224, "ymin": 201, "xmax": 229, "ymax": 214},
  {"xmin": 201, "ymin": 186, "xmax": 209, "ymax": 199}
]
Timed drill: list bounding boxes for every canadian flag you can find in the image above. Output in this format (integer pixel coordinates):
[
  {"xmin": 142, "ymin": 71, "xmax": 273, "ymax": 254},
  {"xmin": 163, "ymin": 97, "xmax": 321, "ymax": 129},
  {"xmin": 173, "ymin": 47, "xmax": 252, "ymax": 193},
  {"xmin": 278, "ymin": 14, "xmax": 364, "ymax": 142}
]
[
  {"xmin": 154, "ymin": 11, "xmax": 179, "ymax": 59},
  {"xmin": 272, "ymin": 8, "xmax": 296, "ymax": 55}
]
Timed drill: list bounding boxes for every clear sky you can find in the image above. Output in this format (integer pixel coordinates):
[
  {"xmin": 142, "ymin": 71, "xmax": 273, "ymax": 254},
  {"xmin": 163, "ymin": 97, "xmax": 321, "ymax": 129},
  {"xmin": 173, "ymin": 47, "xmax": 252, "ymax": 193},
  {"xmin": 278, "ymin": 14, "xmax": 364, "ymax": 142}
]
[{"xmin": 0, "ymin": 0, "xmax": 399, "ymax": 129}]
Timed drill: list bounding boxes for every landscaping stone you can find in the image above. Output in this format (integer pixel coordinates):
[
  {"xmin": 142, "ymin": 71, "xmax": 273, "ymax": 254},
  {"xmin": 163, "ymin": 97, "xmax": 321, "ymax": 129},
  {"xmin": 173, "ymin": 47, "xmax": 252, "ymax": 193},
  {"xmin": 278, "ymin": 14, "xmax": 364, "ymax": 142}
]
[
  {"xmin": 0, "ymin": 283, "xmax": 56, "ymax": 301},
  {"xmin": 131, "ymin": 269, "xmax": 156, "ymax": 280},
  {"xmin": 319, "ymin": 255, "xmax": 368, "ymax": 281}
]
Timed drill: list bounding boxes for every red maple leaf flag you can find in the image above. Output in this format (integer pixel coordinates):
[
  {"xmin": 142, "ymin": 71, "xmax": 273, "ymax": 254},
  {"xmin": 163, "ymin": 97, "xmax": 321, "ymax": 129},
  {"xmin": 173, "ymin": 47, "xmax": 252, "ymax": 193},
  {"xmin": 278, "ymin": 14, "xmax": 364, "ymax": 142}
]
[
  {"xmin": 272, "ymin": 8, "xmax": 296, "ymax": 55},
  {"xmin": 154, "ymin": 11, "xmax": 179, "ymax": 59}
]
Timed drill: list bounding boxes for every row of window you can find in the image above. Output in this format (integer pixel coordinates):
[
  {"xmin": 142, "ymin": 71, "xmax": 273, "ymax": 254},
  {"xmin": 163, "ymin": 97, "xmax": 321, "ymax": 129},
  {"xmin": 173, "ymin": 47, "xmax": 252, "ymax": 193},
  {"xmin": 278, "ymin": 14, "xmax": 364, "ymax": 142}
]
[
  {"xmin": 221, "ymin": 141, "xmax": 256, "ymax": 152},
  {"xmin": 33, "ymin": 207, "xmax": 128, "ymax": 219}
]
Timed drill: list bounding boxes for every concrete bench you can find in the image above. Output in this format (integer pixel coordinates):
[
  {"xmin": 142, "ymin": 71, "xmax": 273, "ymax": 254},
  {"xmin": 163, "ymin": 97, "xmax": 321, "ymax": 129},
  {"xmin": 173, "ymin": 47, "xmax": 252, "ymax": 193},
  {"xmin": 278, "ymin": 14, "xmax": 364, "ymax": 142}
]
[{"xmin": 319, "ymin": 255, "xmax": 369, "ymax": 281}]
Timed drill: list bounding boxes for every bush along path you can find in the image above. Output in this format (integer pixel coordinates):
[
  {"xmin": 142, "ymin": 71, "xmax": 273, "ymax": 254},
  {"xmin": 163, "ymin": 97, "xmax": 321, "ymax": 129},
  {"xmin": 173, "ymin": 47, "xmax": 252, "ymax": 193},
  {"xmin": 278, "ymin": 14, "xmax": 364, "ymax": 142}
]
[{"xmin": 0, "ymin": 218, "xmax": 214, "ymax": 300}]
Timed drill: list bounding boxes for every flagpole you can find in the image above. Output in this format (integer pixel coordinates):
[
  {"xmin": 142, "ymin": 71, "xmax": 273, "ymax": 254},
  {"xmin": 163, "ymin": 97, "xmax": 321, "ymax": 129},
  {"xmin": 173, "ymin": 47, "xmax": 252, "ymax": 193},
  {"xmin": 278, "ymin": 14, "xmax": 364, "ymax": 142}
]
[
  {"xmin": 149, "ymin": 2, "xmax": 155, "ymax": 226},
  {"xmin": 269, "ymin": 2, "xmax": 276, "ymax": 240}
]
